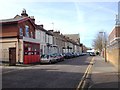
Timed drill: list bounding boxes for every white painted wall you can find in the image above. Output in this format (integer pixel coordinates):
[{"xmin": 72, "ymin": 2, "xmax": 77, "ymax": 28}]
[
  {"xmin": 74, "ymin": 45, "xmax": 77, "ymax": 53},
  {"xmin": 49, "ymin": 35, "xmax": 53, "ymax": 45},
  {"xmin": 0, "ymin": 38, "xmax": 18, "ymax": 62},
  {"xmin": 19, "ymin": 39, "xmax": 23, "ymax": 63},
  {"xmin": 46, "ymin": 34, "xmax": 49, "ymax": 44},
  {"xmin": 35, "ymin": 30, "xmax": 40, "ymax": 40},
  {"xmin": 35, "ymin": 29, "xmax": 47, "ymax": 55}
]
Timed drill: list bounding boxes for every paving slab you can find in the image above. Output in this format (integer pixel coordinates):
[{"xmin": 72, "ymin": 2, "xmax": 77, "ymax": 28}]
[{"xmin": 89, "ymin": 56, "xmax": 119, "ymax": 89}]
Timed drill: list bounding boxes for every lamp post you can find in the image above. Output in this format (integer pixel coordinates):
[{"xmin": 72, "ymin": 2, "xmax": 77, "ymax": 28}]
[{"xmin": 99, "ymin": 31, "xmax": 107, "ymax": 62}]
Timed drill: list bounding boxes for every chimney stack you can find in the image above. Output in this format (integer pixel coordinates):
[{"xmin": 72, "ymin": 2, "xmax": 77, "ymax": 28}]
[
  {"xmin": 30, "ymin": 16, "xmax": 35, "ymax": 23},
  {"xmin": 54, "ymin": 31, "xmax": 60, "ymax": 35},
  {"xmin": 48, "ymin": 30, "xmax": 54, "ymax": 32},
  {"xmin": 40, "ymin": 24, "xmax": 43, "ymax": 28},
  {"xmin": 21, "ymin": 8, "xmax": 28, "ymax": 17}
]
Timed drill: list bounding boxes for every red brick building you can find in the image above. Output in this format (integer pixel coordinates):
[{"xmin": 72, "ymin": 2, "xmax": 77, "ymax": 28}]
[
  {"xmin": 0, "ymin": 9, "xmax": 40, "ymax": 65},
  {"xmin": 107, "ymin": 25, "xmax": 120, "ymax": 68}
]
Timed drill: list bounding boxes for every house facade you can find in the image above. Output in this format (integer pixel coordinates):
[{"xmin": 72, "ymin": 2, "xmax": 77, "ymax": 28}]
[
  {"xmin": 0, "ymin": 10, "xmax": 40, "ymax": 65},
  {"xmin": 48, "ymin": 30, "xmax": 58, "ymax": 54},
  {"xmin": 64, "ymin": 34, "xmax": 82, "ymax": 53},
  {"xmin": 53, "ymin": 31, "xmax": 66, "ymax": 54},
  {"xmin": 35, "ymin": 25, "xmax": 47, "ymax": 55}
]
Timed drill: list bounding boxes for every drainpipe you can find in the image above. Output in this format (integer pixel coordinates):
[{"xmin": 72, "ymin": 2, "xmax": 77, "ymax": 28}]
[
  {"xmin": 104, "ymin": 41, "xmax": 107, "ymax": 62},
  {"xmin": 118, "ymin": 41, "xmax": 120, "ymax": 79},
  {"xmin": 17, "ymin": 36, "xmax": 21, "ymax": 64}
]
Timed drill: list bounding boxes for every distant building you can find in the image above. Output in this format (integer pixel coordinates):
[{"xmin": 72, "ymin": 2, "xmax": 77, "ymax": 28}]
[
  {"xmin": 64, "ymin": 34, "xmax": 80, "ymax": 44},
  {"xmin": 64, "ymin": 34, "xmax": 82, "ymax": 53}
]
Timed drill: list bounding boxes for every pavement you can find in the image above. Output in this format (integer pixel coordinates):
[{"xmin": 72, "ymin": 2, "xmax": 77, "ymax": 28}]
[{"xmin": 88, "ymin": 56, "xmax": 119, "ymax": 89}]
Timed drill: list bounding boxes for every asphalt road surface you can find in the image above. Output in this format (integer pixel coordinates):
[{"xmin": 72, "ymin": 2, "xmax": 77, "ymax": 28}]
[{"xmin": 2, "ymin": 55, "xmax": 94, "ymax": 89}]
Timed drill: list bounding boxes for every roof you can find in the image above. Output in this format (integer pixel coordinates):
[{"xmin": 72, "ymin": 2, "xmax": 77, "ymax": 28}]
[
  {"xmin": 36, "ymin": 25, "xmax": 47, "ymax": 32},
  {"xmin": 0, "ymin": 17, "xmax": 26, "ymax": 23},
  {"xmin": 46, "ymin": 31, "xmax": 53, "ymax": 36},
  {"xmin": 0, "ymin": 17, "xmax": 36, "ymax": 28},
  {"xmin": 64, "ymin": 34, "xmax": 80, "ymax": 41},
  {"xmin": 64, "ymin": 34, "xmax": 79, "ymax": 38}
]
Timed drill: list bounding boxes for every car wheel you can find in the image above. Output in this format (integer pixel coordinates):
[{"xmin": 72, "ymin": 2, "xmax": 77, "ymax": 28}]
[{"xmin": 49, "ymin": 60, "xmax": 52, "ymax": 64}]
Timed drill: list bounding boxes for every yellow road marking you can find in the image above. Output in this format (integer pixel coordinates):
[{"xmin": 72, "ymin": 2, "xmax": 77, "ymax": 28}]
[{"xmin": 76, "ymin": 57, "xmax": 94, "ymax": 90}]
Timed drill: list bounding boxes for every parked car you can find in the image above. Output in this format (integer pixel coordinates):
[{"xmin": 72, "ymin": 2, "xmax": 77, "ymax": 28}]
[
  {"xmin": 40, "ymin": 54, "xmax": 57, "ymax": 64},
  {"xmin": 58, "ymin": 54, "xmax": 64, "ymax": 61},
  {"xmin": 80, "ymin": 53, "xmax": 84, "ymax": 56},
  {"xmin": 64, "ymin": 53, "xmax": 73, "ymax": 59},
  {"xmin": 52, "ymin": 53, "xmax": 64, "ymax": 62},
  {"xmin": 71, "ymin": 52, "xmax": 76, "ymax": 57},
  {"xmin": 89, "ymin": 52, "xmax": 96, "ymax": 56},
  {"xmin": 73, "ymin": 52, "xmax": 80, "ymax": 57},
  {"xmin": 82, "ymin": 53, "xmax": 87, "ymax": 56}
]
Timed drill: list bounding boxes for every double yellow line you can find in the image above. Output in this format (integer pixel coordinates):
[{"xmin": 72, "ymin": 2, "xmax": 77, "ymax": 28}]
[{"xmin": 76, "ymin": 57, "xmax": 94, "ymax": 90}]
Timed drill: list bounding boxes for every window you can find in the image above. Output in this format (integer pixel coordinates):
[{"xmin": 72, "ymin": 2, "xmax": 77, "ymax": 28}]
[
  {"xmin": 25, "ymin": 25, "xmax": 29, "ymax": 37},
  {"xmin": 19, "ymin": 28, "xmax": 23, "ymax": 36},
  {"xmin": 31, "ymin": 32, "xmax": 33, "ymax": 38}
]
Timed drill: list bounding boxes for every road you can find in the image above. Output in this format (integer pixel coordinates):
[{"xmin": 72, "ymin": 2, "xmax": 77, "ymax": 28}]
[{"xmin": 2, "ymin": 55, "xmax": 94, "ymax": 89}]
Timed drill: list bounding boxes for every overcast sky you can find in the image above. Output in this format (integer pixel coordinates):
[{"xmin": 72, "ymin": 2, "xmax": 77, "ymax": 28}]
[{"xmin": 0, "ymin": 0, "xmax": 119, "ymax": 48}]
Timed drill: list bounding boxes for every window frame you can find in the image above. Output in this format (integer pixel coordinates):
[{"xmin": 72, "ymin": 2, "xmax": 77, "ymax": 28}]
[
  {"xmin": 19, "ymin": 27, "xmax": 23, "ymax": 37},
  {"xmin": 25, "ymin": 25, "xmax": 29, "ymax": 37}
]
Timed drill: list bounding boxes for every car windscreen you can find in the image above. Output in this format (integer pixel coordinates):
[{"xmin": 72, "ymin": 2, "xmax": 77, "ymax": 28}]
[{"xmin": 41, "ymin": 55, "xmax": 49, "ymax": 58}]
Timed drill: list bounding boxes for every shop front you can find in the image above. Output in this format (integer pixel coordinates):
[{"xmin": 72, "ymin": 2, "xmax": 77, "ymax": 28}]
[{"xmin": 23, "ymin": 41, "xmax": 40, "ymax": 64}]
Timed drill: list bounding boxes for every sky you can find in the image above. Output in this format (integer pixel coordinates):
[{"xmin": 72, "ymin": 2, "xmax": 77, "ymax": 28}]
[{"xmin": 0, "ymin": 0, "xmax": 119, "ymax": 48}]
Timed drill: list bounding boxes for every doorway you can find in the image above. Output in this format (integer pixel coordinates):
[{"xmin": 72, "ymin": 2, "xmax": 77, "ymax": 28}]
[{"xmin": 9, "ymin": 48, "xmax": 16, "ymax": 66}]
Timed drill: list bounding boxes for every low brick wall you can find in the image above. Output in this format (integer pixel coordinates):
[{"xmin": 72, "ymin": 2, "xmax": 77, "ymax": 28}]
[
  {"xmin": 106, "ymin": 41, "xmax": 120, "ymax": 69},
  {"xmin": 107, "ymin": 48, "xmax": 119, "ymax": 68}
]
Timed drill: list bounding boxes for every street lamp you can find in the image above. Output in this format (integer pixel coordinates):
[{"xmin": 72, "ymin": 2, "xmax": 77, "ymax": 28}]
[{"xmin": 99, "ymin": 31, "xmax": 107, "ymax": 62}]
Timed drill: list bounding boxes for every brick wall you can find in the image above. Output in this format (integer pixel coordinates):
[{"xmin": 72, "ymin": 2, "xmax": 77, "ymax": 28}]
[
  {"xmin": 107, "ymin": 45, "xmax": 119, "ymax": 68},
  {"xmin": 18, "ymin": 20, "xmax": 35, "ymax": 39},
  {"xmin": 115, "ymin": 26, "xmax": 120, "ymax": 37},
  {"xmin": 107, "ymin": 25, "xmax": 120, "ymax": 69},
  {"xmin": 1, "ymin": 19, "xmax": 35, "ymax": 39}
]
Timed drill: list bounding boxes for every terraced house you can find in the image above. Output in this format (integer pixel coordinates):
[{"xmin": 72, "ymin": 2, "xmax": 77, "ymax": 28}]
[
  {"xmin": 64, "ymin": 34, "xmax": 82, "ymax": 53},
  {"xmin": 0, "ymin": 9, "xmax": 82, "ymax": 65},
  {"xmin": 35, "ymin": 25, "xmax": 47, "ymax": 55}
]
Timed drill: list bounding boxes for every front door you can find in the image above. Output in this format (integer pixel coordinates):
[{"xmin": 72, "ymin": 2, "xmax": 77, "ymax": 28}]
[{"xmin": 9, "ymin": 48, "xmax": 16, "ymax": 66}]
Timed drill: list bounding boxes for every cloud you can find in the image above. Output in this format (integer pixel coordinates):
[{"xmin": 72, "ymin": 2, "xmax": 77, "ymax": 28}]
[{"xmin": 74, "ymin": 2, "xmax": 85, "ymax": 23}]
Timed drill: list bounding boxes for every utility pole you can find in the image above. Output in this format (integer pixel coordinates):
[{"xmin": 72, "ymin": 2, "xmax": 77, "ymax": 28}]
[{"xmin": 99, "ymin": 31, "xmax": 107, "ymax": 62}]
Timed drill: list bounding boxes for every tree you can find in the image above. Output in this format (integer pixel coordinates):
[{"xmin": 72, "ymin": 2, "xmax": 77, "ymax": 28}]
[{"xmin": 92, "ymin": 32, "xmax": 107, "ymax": 52}]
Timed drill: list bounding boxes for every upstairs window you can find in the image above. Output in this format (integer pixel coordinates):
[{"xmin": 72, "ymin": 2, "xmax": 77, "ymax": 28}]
[
  {"xmin": 19, "ymin": 28, "xmax": 23, "ymax": 36},
  {"xmin": 25, "ymin": 25, "xmax": 29, "ymax": 37},
  {"xmin": 31, "ymin": 32, "xmax": 33, "ymax": 38}
]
